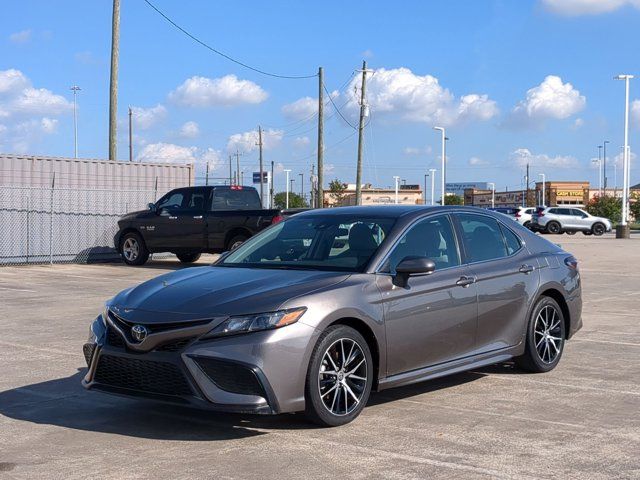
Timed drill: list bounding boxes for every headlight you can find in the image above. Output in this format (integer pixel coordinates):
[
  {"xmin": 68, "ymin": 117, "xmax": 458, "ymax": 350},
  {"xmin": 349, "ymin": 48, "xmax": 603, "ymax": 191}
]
[{"xmin": 202, "ymin": 307, "xmax": 306, "ymax": 339}]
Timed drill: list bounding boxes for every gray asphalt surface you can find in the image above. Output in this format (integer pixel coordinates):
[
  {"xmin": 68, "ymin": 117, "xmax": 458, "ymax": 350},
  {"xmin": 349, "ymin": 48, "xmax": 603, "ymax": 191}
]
[{"xmin": 0, "ymin": 236, "xmax": 639, "ymax": 479}]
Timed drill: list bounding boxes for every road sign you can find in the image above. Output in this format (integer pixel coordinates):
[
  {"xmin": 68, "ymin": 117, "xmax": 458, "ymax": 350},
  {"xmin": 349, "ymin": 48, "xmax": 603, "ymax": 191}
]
[{"xmin": 253, "ymin": 171, "xmax": 268, "ymax": 184}]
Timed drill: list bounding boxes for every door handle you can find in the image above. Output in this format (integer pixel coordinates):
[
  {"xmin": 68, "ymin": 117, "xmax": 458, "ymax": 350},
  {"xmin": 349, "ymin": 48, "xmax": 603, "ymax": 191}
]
[
  {"xmin": 193, "ymin": 215, "xmax": 203, "ymax": 219},
  {"xmin": 519, "ymin": 264, "xmax": 535, "ymax": 274},
  {"xmin": 168, "ymin": 216, "xmax": 177, "ymax": 220},
  {"xmin": 456, "ymin": 276, "xmax": 476, "ymax": 288}
]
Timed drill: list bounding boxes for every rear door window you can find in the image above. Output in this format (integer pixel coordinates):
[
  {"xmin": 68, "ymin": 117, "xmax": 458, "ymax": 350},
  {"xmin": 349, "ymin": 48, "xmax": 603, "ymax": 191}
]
[
  {"xmin": 500, "ymin": 224, "xmax": 522, "ymax": 255},
  {"xmin": 458, "ymin": 214, "xmax": 508, "ymax": 262},
  {"xmin": 211, "ymin": 188, "xmax": 262, "ymax": 210}
]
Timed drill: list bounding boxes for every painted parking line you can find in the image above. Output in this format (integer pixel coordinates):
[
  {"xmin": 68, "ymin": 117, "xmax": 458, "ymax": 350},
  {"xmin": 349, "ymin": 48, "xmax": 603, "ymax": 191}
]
[
  {"xmin": 0, "ymin": 340, "xmax": 78, "ymax": 357},
  {"xmin": 572, "ymin": 338, "xmax": 640, "ymax": 347},
  {"xmin": 0, "ymin": 286, "xmax": 37, "ymax": 293}
]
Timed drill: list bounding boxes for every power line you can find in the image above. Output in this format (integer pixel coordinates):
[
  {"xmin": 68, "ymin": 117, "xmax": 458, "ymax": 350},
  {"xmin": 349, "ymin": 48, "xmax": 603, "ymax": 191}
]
[
  {"xmin": 323, "ymin": 82, "xmax": 357, "ymax": 129},
  {"xmin": 143, "ymin": 0, "xmax": 317, "ymax": 80}
]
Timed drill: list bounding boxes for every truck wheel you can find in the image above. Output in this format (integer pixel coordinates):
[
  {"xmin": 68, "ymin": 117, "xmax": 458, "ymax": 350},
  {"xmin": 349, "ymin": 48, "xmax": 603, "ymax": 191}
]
[
  {"xmin": 226, "ymin": 234, "xmax": 249, "ymax": 251},
  {"xmin": 523, "ymin": 221, "xmax": 531, "ymax": 229},
  {"xmin": 176, "ymin": 253, "xmax": 201, "ymax": 263},
  {"xmin": 583, "ymin": 231, "xmax": 593, "ymax": 236},
  {"xmin": 592, "ymin": 223, "xmax": 606, "ymax": 236},
  {"xmin": 566, "ymin": 231, "xmax": 576, "ymax": 235},
  {"xmin": 546, "ymin": 221, "xmax": 561, "ymax": 234},
  {"xmin": 120, "ymin": 232, "xmax": 149, "ymax": 266}
]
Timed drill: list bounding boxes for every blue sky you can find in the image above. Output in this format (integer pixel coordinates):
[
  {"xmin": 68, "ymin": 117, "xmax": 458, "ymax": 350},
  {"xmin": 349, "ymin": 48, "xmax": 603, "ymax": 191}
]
[{"xmin": 1, "ymin": 0, "xmax": 639, "ymax": 195}]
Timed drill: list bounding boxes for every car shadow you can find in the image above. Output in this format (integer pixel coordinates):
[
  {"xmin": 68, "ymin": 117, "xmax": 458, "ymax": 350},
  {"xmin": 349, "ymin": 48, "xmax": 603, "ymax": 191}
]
[{"xmin": 0, "ymin": 364, "xmax": 517, "ymax": 438}]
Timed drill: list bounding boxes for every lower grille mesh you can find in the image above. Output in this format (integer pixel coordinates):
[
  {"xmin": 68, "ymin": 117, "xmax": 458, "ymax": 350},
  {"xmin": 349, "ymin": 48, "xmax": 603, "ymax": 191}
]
[
  {"xmin": 94, "ymin": 354, "xmax": 192, "ymax": 396},
  {"xmin": 194, "ymin": 357, "xmax": 265, "ymax": 397}
]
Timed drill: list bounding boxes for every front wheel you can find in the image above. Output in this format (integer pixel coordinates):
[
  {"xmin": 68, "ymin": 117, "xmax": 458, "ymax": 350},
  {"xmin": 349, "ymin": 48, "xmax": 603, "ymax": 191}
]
[
  {"xmin": 515, "ymin": 297, "xmax": 566, "ymax": 373},
  {"xmin": 305, "ymin": 326, "xmax": 373, "ymax": 427},
  {"xmin": 566, "ymin": 231, "xmax": 576, "ymax": 235},
  {"xmin": 176, "ymin": 252, "xmax": 201, "ymax": 263},
  {"xmin": 582, "ymin": 231, "xmax": 593, "ymax": 236},
  {"xmin": 592, "ymin": 223, "xmax": 606, "ymax": 236},
  {"xmin": 120, "ymin": 232, "xmax": 149, "ymax": 266}
]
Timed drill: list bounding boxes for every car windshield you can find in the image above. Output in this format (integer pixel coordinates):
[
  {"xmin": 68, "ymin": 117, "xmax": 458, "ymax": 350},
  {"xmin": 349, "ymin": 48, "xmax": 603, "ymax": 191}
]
[{"xmin": 219, "ymin": 215, "xmax": 396, "ymax": 272}]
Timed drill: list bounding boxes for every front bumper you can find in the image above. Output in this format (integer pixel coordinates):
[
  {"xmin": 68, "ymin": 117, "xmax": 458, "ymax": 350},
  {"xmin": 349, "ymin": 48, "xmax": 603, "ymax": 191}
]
[{"xmin": 83, "ymin": 314, "xmax": 320, "ymax": 414}]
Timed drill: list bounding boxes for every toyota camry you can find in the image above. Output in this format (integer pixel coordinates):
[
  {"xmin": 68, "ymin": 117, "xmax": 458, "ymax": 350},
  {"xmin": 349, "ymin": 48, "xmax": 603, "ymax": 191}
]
[{"xmin": 82, "ymin": 206, "xmax": 582, "ymax": 426}]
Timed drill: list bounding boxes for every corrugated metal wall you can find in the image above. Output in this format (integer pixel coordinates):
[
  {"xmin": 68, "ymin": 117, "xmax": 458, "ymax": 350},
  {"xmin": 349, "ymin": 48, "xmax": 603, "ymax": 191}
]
[{"xmin": 0, "ymin": 154, "xmax": 194, "ymax": 192}]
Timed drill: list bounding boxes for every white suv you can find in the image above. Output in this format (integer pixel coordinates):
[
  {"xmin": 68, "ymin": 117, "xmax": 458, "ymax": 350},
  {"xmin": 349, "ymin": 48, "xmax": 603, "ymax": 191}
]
[
  {"xmin": 514, "ymin": 207, "xmax": 536, "ymax": 229},
  {"xmin": 531, "ymin": 207, "xmax": 612, "ymax": 236}
]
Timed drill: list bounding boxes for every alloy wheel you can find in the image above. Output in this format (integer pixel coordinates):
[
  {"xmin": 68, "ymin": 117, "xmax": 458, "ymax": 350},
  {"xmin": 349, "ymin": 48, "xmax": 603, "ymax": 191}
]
[
  {"xmin": 123, "ymin": 237, "xmax": 139, "ymax": 262},
  {"xmin": 534, "ymin": 305, "xmax": 563, "ymax": 364},
  {"xmin": 318, "ymin": 338, "xmax": 368, "ymax": 416}
]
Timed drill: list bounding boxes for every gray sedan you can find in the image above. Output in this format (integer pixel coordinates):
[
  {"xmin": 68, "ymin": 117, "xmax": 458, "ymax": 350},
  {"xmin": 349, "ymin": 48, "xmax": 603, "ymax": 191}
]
[{"xmin": 83, "ymin": 206, "xmax": 582, "ymax": 426}]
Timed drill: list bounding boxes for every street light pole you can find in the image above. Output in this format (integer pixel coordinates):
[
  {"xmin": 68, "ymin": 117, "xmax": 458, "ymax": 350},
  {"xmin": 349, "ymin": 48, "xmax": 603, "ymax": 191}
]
[
  {"xmin": 299, "ymin": 173, "xmax": 304, "ymax": 201},
  {"xmin": 70, "ymin": 86, "xmax": 81, "ymax": 158},
  {"xmin": 488, "ymin": 182, "xmax": 495, "ymax": 208},
  {"xmin": 603, "ymin": 140, "xmax": 610, "ymax": 193},
  {"xmin": 284, "ymin": 169, "xmax": 291, "ymax": 209},
  {"xmin": 429, "ymin": 168, "xmax": 436, "ymax": 206},
  {"xmin": 423, "ymin": 174, "xmax": 428, "ymax": 205},
  {"xmin": 393, "ymin": 176, "xmax": 400, "ymax": 204},
  {"xmin": 598, "ymin": 145, "xmax": 603, "ymax": 195},
  {"xmin": 614, "ymin": 74, "xmax": 633, "ymax": 233},
  {"xmin": 433, "ymin": 127, "xmax": 446, "ymax": 205},
  {"xmin": 538, "ymin": 173, "xmax": 546, "ymax": 206}
]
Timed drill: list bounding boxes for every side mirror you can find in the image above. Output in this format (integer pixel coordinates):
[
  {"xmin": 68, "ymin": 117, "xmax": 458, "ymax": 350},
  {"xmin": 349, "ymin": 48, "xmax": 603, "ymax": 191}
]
[
  {"xmin": 394, "ymin": 256, "xmax": 436, "ymax": 288},
  {"xmin": 148, "ymin": 202, "xmax": 156, "ymax": 212}
]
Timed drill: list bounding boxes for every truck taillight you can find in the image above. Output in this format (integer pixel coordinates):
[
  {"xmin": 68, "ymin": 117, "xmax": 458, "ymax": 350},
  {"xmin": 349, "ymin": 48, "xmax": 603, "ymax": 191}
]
[
  {"xmin": 230, "ymin": 185, "xmax": 243, "ymax": 190},
  {"xmin": 271, "ymin": 215, "xmax": 283, "ymax": 224}
]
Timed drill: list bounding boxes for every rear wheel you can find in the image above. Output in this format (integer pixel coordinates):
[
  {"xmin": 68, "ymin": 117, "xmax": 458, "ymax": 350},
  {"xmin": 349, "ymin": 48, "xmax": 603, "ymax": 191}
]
[
  {"xmin": 176, "ymin": 252, "xmax": 201, "ymax": 263},
  {"xmin": 565, "ymin": 231, "xmax": 576, "ymax": 235},
  {"xmin": 120, "ymin": 232, "xmax": 149, "ymax": 266},
  {"xmin": 515, "ymin": 296, "xmax": 565, "ymax": 373},
  {"xmin": 523, "ymin": 221, "xmax": 531, "ymax": 229},
  {"xmin": 592, "ymin": 223, "xmax": 606, "ymax": 236},
  {"xmin": 226, "ymin": 234, "xmax": 249, "ymax": 251},
  {"xmin": 305, "ymin": 325, "xmax": 373, "ymax": 427},
  {"xmin": 546, "ymin": 221, "xmax": 561, "ymax": 234},
  {"xmin": 582, "ymin": 231, "xmax": 593, "ymax": 236}
]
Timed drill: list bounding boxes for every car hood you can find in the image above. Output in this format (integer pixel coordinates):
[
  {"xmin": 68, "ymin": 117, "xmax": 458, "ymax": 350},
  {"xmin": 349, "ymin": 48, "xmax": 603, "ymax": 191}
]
[
  {"xmin": 111, "ymin": 266, "xmax": 350, "ymax": 323},
  {"xmin": 119, "ymin": 209, "xmax": 148, "ymax": 221}
]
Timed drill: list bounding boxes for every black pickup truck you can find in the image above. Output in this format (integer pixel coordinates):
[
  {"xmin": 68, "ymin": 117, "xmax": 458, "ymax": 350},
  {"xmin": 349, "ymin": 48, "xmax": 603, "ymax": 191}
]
[{"xmin": 115, "ymin": 185, "xmax": 282, "ymax": 265}]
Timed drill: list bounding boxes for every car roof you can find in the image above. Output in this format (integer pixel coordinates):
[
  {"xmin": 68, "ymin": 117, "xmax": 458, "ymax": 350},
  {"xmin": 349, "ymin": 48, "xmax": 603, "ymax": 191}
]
[{"xmin": 291, "ymin": 205, "xmax": 513, "ymax": 221}]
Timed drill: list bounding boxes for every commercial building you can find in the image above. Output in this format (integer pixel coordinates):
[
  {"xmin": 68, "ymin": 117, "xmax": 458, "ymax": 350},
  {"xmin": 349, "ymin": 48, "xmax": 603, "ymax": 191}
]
[
  {"xmin": 324, "ymin": 183, "xmax": 423, "ymax": 207},
  {"xmin": 465, "ymin": 181, "xmax": 591, "ymax": 208},
  {"xmin": 446, "ymin": 182, "xmax": 488, "ymax": 196}
]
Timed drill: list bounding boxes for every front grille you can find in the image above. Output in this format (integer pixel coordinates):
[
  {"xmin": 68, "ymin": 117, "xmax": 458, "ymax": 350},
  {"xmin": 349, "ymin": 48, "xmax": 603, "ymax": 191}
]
[
  {"xmin": 106, "ymin": 327, "xmax": 126, "ymax": 348},
  {"xmin": 83, "ymin": 343, "xmax": 96, "ymax": 366},
  {"xmin": 194, "ymin": 357, "xmax": 265, "ymax": 397},
  {"xmin": 94, "ymin": 354, "xmax": 193, "ymax": 396},
  {"xmin": 155, "ymin": 338, "xmax": 193, "ymax": 352}
]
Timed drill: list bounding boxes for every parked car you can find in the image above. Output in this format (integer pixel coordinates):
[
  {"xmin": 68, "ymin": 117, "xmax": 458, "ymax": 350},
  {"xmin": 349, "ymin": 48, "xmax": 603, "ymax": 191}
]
[
  {"xmin": 530, "ymin": 206, "xmax": 612, "ymax": 235},
  {"xmin": 487, "ymin": 207, "xmax": 520, "ymax": 217},
  {"xmin": 85, "ymin": 206, "xmax": 582, "ymax": 426},
  {"xmin": 114, "ymin": 185, "xmax": 282, "ymax": 265},
  {"xmin": 515, "ymin": 207, "xmax": 536, "ymax": 229}
]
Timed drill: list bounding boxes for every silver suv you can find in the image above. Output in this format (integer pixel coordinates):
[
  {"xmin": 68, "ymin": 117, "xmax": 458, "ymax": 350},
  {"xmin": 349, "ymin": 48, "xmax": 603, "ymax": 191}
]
[{"xmin": 531, "ymin": 207, "xmax": 612, "ymax": 235}]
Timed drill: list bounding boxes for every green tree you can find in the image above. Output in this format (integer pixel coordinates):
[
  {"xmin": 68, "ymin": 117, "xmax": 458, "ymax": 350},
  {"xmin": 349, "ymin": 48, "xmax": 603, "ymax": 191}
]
[
  {"xmin": 328, "ymin": 178, "xmax": 347, "ymax": 206},
  {"xmin": 585, "ymin": 195, "xmax": 621, "ymax": 223},
  {"xmin": 630, "ymin": 192, "xmax": 640, "ymax": 223},
  {"xmin": 444, "ymin": 194, "xmax": 464, "ymax": 205},
  {"xmin": 274, "ymin": 191, "xmax": 308, "ymax": 209}
]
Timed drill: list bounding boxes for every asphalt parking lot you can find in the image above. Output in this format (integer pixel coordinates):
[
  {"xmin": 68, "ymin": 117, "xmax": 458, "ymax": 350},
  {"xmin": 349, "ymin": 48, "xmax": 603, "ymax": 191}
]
[{"xmin": 1, "ymin": 235, "xmax": 639, "ymax": 480}]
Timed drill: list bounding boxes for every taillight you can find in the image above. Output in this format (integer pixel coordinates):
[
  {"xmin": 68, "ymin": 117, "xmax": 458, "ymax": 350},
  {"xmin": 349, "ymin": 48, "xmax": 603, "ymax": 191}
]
[
  {"xmin": 538, "ymin": 212, "xmax": 545, "ymax": 217},
  {"xmin": 564, "ymin": 255, "xmax": 578, "ymax": 270},
  {"xmin": 230, "ymin": 185, "xmax": 243, "ymax": 190},
  {"xmin": 271, "ymin": 214, "xmax": 284, "ymax": 224},
  {"xmin": 515, "ymin": 212, "xmax": 521, "ymax": 218}
]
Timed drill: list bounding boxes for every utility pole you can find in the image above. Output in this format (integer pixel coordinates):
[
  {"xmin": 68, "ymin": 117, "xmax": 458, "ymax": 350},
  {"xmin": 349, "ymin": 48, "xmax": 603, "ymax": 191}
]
[
  {"xmin": 205, "ymin": 160, "xmax": 210, "ymax": 186},
  {"xmin": 603, "ymin": 140, "xmax": 609, "ymax": 192},
  {"xmin": 525, "ymin": 163, "xmax": 530, "ymax": 207},
  {"xmin": 299, "ymin": 173, "xmax": 304, "ymax": 200},
  {"xmin": 257, "ymin": 126, "xmax": 264, "ymax": 206},
  {"xmin": 270, "ymin": 160, "xmax": 275, "ymax": 208},
  {"xmin": 108, "ymin": 0, "xmax": 120, "ymax": 161},
  {"xmin": 423, "ymin": 174, "xmax": 428, "ymax": 205},
  {"xmin": 355, "ymin": 60, "xmax": 368, "ymax": 205},
  {"xmin": 310, "ymin": 164, "xmax": 316, "ymax": 208},
  {"xmin": 70, "ymin": 85, "xmax": 81, "ymax": 158},
  {"xmin": 317, "ymin": 66, "xmax": 324, "ymax": 209},
  {"xmin": 284, "ymin": 169, "xmax": 291, "ymax": 208},
  {"xmin": 228, "ymin": 155, "xmax": 233, "ymax": 185},
  {"xmin": 128, "ymin": 106, "xmax": 133, "ymax": 162},
  {"xmin": 232, "ymin": 150, "xmax": 243, "ymax": 186}
]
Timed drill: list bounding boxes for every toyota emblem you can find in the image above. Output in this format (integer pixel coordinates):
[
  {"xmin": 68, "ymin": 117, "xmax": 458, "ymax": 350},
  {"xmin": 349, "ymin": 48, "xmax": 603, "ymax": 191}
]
[{"xmin": 131, "ymin": 324, "xmax": 148, "ymax": 342}]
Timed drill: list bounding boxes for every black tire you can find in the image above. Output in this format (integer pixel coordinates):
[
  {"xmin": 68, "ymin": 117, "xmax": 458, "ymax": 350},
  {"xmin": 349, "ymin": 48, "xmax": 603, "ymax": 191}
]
[
  {"xmin": 305, "ymin": 325, "xmax": 373, "ymax": 427},
  {"xmin": 515, "ymin": 296, "xmax": 566, "ymax": 373},
  {"xmin": 566, "ymin": 231, "xmax": 576, "ymax": 235},
  {"xmin": 176, "ymin": 252, "xmax": 201, "ymax": 263},
  {"xmin": 582, "ymin": 231, "xmax": 593, "ymax": 236},
  {"xmin": 546, "ymin": 221, "xmax": 561, "ymax": 234},
  {"xmin": 592, "ymin": 223, "xmax": 606, "ymax": 236},
  {"xmin": 120, "ymin": 232, "xmax": 149, "ymax": 266},
  {"xmin": 523, "ymin": 221, "xmax": 531, "ymax": 229},
  {"xmin": 226, "ymin": 234, "xmax": 249, "ymax": 251}
]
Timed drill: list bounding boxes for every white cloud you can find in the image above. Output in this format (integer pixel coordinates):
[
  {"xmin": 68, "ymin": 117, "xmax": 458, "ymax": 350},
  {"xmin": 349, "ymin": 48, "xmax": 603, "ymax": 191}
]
[
  {"xmin": 469, "ymin": 156, "xmax": 489, "ymax": 166},
  {"xmin": 403, "ymin": 145, "xmax": 432, "ymax": 156},
  {"xmin": 131, "ymin": 104, "xmax": 166, "ymax": 130},
  {"xmin": 362, "ymin": 49, "xmax": 374, "ymax": 59},
  {"xmin": 571, "ymin": 117, "xmax": 585, "ymax": 130},
  {"xmin": 612, "ymin": 150, "xmax": 637, "ymax": 167},
  {"xmin": 0, "ymin": 69, "xmax": 30, "ymax": 94},
  {"xmin": 632, "ymin": 100, "xmax": 640, "ymax": 128},
  {"xmin": 227, "ymin": 128, "xmax": 283, "ymax": 153},
  {"xmin": 135, "ymin": 142, "xmax": 222, "ymax": 166},
  {"xmin": 9, "ymin": 29, "xmax": 32, "ymax": 44},
  {"xmin": 281, "ymin": 90, "xmax": 338, "ymax": 120},
  {"xmin": 510, "ymin": 148, "xmax": 579, "ymax": 169},
  {"xmin": 179, "ymin": 120, "xmax": 200, "ymax": 138},
  {"xmin": 293, "ymin": 136, "xmax": 310, "ymax": 148},
  {"xmin": 344, "ymin": 67, "xmax": 498, "ymax": 126},
  {"xmin": 40, "ymin": 117, "xmax": 58, "ymax": 133},
  {"xmin": 169, "ymin": 75, "xmax": 267, "ymax": 107},
  {"xmin": 508, "ymin": 76, "xmax": 585, "ymax": 127},
  {"xmin": 541, "ymin": 0, "xmax": 640, "ymax": 15}
]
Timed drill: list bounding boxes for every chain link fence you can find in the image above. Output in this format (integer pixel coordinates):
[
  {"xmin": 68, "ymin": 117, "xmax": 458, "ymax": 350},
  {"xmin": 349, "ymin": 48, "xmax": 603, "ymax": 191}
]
[{"xmin": 0, "ymin": 185, "xmax": 159, "ymax": 265}]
